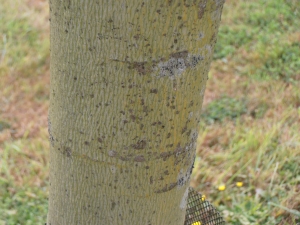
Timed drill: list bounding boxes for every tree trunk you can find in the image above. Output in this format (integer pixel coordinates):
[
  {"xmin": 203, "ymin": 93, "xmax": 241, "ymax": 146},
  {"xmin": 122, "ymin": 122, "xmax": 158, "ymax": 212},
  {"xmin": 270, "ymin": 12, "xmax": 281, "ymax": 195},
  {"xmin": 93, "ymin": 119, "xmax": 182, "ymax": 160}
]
[{"xmin": 47, "ymin": 0, "xmax": 224, "ymax": 224}]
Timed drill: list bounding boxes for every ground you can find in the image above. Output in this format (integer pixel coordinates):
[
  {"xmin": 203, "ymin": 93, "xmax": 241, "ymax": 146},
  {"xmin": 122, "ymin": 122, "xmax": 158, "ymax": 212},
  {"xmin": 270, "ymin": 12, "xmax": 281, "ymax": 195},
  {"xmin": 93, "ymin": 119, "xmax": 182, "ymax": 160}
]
[{"xmin": 0, "ymin": 0, "xmax": 299, "ymax": 224}]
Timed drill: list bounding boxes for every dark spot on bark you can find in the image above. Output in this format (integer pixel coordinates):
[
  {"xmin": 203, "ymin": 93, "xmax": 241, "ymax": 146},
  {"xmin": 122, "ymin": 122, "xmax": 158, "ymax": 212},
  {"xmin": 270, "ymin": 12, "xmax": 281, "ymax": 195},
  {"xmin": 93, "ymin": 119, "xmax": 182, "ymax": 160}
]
[
  {"xmin": 130, "ymin": 61, "xmax": 153, "ymax": 75},
  {"xmin": 160, "ymin": 152, "xmax": 172, "ymax": 161},
  {"xmin": 143, "ymin": 106, "xmax": 150, "ymax": 113},
  {"xmin": 134, "ymin": 155, "xmax": 145, "ymax": 162},
  {"xmin": 150, "ymin": 176, "xmax": 153, "ymax": 184},
  {"xmin": 154, "ymin": 182, "xmax": 177, "ymax": 193},
  {"xmin": 177, "ymin": 177, "xmax": 185, "ymax": 186},
  {"xmin": 84, "ymin": 141, "xmax": 89, "ymax": 146},
  {"xmin": 64, "ymin": 147, "xmax": 72, "ymax": 157},
  {"xmin": 131, "ymin": 140, "xmax": 147, "ymax": 150},
  {"xmin": 111, "ymin": 201, "xmax": 116, "ymax": 210},
  {"xmin": 97, "ymin": 138, "xmax": 103, "ymax": 143},
  {"xmin": 198, "ymin": 2, "xmax": 206, "ymax": 19},
  {"xmin": 119, "ymin": 156, "xmax": 130, "ymax": 161},
  {"xmin": 170, "ymin": 50, "xmax": 188, "ymax": 59},
  {"xmin": 210, "ymin": 32, "xmax": 217, "ymax": 44},
  {"xmin": 175, "ymin": 144, "xmax": 184, "ymax": 155},
  {"xmin": 190, "ymin": 161, "xmax": 195, "ymax": 175},
  {"xmin": 189, "ymin": 55, "xmax": 203, "ymax": 68},
  {"xmin": 186, "ymin": 130, "xmax": 192, "ymax": 136},
  {"xmin": 48, "ymin": 116, "xmax": 54, "ymax": 147},
  {"xmin": 167, "ymin": 133, "xmax": 171, "ymax": 138},
  {"xmin": 150, "ymin": 89, "xmax": 158, "ymax": 94},
  {"xmin": 140, "ymin": 124, "xmax": 144, "ymax": 130},
  {"xmin": 130, "ymin": 115, "xmax": 136, "ymax": 121}
]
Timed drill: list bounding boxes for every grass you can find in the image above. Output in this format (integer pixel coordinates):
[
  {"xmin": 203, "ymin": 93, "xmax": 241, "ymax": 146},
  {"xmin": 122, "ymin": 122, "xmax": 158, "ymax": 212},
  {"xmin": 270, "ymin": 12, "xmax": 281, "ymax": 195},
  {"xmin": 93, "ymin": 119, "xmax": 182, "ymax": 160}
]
[
  {"xmin": 201, "ymin": 96, "xmax": 248, "ymax": 124},
  {"xmin": 0, "ymin": 0, "xmax": 299, "ymax": 224}
]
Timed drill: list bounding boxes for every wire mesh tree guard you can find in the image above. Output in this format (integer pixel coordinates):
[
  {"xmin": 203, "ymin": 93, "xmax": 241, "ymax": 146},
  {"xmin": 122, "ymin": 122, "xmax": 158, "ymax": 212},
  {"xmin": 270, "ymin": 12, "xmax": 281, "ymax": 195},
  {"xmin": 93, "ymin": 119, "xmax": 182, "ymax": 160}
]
[{"xmin": 184, "ymin": 187, "xmax": 225, "ymax": 225}]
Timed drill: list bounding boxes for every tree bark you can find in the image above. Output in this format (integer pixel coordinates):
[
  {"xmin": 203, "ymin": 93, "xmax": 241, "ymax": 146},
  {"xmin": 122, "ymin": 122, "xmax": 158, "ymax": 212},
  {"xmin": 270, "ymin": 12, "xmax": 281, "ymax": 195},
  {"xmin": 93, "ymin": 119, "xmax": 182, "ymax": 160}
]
[{"xmin": 47, "ymin": 0, "xmax": 224, "ymax": 224}]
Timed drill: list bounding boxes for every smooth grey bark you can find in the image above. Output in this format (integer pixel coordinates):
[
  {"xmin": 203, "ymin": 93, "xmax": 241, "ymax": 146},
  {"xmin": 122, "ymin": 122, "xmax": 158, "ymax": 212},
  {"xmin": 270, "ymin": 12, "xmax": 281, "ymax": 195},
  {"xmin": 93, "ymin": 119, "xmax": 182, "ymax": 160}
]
[{"xmin": 47, "ymin": 0, "xmax": 224, "ymax": 224}]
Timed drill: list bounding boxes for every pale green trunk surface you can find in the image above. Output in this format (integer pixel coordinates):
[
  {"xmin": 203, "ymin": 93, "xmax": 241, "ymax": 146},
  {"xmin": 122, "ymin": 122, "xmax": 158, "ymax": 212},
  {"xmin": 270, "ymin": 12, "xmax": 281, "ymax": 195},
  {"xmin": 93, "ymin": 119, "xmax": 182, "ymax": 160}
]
[{"xmin": 47, "ymin": 0, "xmax": 224, "ymax": 224}]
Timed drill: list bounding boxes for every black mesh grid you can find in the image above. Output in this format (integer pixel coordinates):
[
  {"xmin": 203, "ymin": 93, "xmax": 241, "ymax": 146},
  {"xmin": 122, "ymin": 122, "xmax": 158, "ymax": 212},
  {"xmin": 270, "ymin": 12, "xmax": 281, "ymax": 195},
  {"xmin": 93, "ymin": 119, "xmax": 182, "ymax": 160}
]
[{"xmin": 184, "ymin": 187, "xmax": 225, "ymax": 225}]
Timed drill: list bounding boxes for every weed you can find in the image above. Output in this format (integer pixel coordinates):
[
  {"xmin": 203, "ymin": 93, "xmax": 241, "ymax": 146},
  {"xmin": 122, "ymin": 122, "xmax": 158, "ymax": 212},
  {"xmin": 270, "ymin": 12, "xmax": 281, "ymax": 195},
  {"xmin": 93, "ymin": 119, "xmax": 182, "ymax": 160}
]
[
  {"xmin": 214, "ymin": 0, "xmax": 300, "ymax": 83},
  {"xmin": 256, "ymin": 42, "xmax": 300, "ymax": 82},
  {"xmin": 0, "ymin": 186, "xmax": 48, "ymax": 225},
  {"xmin": 214, "ymin": 26, "xmax": 254, "ymax": 59},
  {"xmin": 0, "ymin": 1, "xmax": 49, "ymax": 78},
  {"xmin": 201, "ymin": 96, "xmax": 247, "ymax": 124},
  {"xmin": 0, "ymin": 121, "xmax": 10, "ymax": 132}
]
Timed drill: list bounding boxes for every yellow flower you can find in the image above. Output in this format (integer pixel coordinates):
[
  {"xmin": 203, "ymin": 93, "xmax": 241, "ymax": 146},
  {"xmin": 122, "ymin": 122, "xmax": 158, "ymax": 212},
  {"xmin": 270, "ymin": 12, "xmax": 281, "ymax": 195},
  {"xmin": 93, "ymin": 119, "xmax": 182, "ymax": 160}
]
[
  {"xmin": 201, "ymin": 195, "xmax": 206, "ymax": 201},
  {"xmin": 218, "ymin": 185, "xmax": 226, "ymax": 191},
  {"xmin": 236, "ymin": 182, "xmax": 243, "ymax": 187},
  {"xmin": 192, "ymin": 222, "xmax": 201, "ymax": 225}
]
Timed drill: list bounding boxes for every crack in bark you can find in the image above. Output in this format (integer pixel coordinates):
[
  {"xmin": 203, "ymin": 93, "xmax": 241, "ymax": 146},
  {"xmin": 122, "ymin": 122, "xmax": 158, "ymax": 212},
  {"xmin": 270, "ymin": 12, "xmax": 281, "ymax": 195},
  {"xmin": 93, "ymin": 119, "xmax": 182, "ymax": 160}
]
[
  {"xmin": 48, "ymin": 115, "xmax": 54, "ymax": 147},
  {"xmin": 111, "ymin": 50, "xmax": 203, "ymax": 77},
  {"xmin": 154, "ymin": 165, "xmax": 193, "ymax": 194},
  {"xmin": 154, "ymin": 182, "xmax": 177, "ymax": 193}
]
